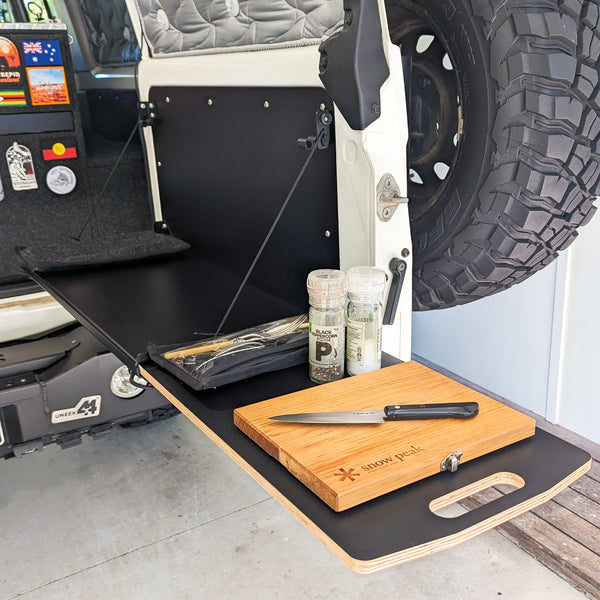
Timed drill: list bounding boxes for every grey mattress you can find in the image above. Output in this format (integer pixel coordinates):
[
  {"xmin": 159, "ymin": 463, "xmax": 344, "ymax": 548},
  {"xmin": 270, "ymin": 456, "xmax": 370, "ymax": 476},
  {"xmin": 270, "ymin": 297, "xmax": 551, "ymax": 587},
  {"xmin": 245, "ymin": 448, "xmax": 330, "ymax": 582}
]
[{"xmin": 134, "ymin": 0, "xmax": 344, "ymax": 56}]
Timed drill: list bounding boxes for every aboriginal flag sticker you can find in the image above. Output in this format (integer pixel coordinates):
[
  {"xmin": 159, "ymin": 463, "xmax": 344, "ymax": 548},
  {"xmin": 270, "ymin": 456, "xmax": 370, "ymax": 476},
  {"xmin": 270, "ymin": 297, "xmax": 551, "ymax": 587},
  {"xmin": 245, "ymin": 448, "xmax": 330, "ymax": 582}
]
[{"xmin": 42, "ymin": 140, "xmax": 77, "ymax": 161}]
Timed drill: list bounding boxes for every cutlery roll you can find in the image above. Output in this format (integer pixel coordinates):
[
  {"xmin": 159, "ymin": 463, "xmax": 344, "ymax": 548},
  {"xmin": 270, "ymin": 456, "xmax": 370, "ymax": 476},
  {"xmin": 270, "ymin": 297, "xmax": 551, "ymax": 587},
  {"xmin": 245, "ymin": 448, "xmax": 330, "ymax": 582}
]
[{"xmin": 148, "ymin": 315, "xmax": 309, "ymax": 390}]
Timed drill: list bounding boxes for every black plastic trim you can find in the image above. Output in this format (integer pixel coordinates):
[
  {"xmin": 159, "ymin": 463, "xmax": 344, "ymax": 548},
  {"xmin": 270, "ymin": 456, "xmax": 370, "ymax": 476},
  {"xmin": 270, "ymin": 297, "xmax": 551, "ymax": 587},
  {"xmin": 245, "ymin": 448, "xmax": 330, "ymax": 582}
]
[{"xmin": 318, "ymin": 0, "xmax": 389, "ymax": 130}]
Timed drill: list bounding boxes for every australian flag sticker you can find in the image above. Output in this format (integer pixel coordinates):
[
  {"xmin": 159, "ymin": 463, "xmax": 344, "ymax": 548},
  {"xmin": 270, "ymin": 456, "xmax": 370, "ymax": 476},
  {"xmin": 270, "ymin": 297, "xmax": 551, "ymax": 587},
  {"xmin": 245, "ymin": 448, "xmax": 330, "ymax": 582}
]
[{"xmin": 22, "ymin": 40, "xmax": 63, "ymax": 67}]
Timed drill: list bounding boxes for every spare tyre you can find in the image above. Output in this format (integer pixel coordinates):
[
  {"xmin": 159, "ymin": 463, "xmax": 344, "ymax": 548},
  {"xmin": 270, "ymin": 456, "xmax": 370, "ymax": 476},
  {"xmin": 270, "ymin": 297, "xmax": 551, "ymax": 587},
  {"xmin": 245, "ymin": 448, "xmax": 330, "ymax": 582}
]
[{"xmin": 386, "ymin": 0, "xmax": 600, "ymax": 309}]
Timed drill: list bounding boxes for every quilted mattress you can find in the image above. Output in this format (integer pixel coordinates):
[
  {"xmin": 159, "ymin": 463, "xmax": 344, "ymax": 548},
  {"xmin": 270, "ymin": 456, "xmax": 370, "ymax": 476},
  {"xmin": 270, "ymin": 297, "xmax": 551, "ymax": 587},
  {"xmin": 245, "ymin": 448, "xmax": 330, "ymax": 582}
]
[{"xmin": 134, "ymin": 0, "xmax": 344, "ymax": 56}]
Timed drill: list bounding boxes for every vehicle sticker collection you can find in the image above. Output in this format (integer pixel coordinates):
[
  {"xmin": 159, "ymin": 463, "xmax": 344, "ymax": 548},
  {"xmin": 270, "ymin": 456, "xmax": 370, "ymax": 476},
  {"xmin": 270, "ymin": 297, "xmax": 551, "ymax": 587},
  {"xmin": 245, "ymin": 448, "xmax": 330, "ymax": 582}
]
[{"xmin": 0, "ymin": 35, "xmax": 77, "ymax": 197}]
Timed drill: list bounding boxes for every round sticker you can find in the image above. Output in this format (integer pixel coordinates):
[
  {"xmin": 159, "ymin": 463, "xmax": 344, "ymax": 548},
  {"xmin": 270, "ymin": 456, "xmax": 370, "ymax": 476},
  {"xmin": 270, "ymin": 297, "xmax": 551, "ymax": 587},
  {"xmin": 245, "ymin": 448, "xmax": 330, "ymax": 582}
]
[{"xmin": 46, "ymin": 165, "xmax": 76, "ymax": 195}]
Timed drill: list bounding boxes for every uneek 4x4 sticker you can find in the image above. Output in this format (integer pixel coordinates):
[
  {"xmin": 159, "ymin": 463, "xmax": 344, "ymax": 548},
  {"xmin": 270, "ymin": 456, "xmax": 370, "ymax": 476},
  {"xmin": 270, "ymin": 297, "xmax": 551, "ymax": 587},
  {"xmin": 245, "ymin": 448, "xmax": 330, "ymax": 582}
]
[
  {"xmin": 6, "ymin": 142, "xmax": 37, "ymax": 190},
  {"xmin": 51, "ymin": 395, "xmax": 101, "ymax": 424}
]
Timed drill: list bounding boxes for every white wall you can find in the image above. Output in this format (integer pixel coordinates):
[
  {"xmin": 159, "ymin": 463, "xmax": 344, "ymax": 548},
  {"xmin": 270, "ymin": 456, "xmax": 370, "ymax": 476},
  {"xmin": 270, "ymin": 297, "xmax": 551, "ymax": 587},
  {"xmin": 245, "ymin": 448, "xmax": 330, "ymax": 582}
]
[
  {"xmin": 551, "ymin": 215, "xmax": 600, "ymax": 443},
  {"xmin": 412, "ymin": 262, "xmax": 558, "ymax": 418},
  {"xmin": 412, "ymin": 214, "xmax": 600, "ymax": 446}
]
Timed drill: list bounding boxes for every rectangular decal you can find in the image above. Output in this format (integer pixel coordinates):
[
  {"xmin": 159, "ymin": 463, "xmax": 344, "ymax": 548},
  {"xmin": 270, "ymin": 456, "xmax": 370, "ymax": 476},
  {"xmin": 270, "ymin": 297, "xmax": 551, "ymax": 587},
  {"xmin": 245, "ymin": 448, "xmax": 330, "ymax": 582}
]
[
  {"xmin": 0, "ymin": 111, "xmax": 74, "ymax": 135},
  {"xmin": 6, "ymin": 142, "xmax": 37, "ymax": 191},
  {"xmin": 0, "ymin": 36, "xmax": 22, "ymax": 83},
  {"xmin": 42, "ymin": 139, "xmax": 77, "ymax": 161},
  {"xmin": 26, "ymin": 66, "xmax": 69, "ymax": 106},
  {"xmin": 22, "ymin": 40, "xmax": 63, "ymax": 67},
  {"xmin": 0, "ymin": 90, "xmax": 26, "ymax": 107},
  {"xmin": 0, "ymin": 70, "xmax": 21, "ymax": 84},
  {"xmin": 51, "ymin": 395, "xmax": 101, "ymax": 424}
]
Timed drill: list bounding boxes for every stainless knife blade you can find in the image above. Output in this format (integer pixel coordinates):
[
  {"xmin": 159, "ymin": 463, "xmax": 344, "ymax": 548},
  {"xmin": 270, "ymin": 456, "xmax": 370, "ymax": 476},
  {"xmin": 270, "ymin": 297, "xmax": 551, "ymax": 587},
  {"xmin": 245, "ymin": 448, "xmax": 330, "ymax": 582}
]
[{"xmin": 268, "ymin": 402, "xmax": 479, "ymax": 424}]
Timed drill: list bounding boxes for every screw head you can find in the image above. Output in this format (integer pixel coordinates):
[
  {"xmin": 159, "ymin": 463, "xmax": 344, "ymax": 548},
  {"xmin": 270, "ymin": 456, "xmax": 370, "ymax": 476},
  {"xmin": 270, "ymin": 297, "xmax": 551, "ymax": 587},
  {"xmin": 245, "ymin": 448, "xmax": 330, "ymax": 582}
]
[
  {"xmin": 401, "ymin": 248, "xmax": 410, "ymax": 257},
  {"xmin": 319, "ymin": 111, "xmax": 333, "ymax": 126}
]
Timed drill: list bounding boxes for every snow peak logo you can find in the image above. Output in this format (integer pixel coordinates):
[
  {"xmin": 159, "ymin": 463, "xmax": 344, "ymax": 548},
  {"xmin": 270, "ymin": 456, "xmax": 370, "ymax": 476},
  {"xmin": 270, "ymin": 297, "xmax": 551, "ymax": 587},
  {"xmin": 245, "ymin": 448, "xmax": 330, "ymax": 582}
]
[
  {"xmin": 334, "ymin": 468, "xmax": 360, "ymax": 482},
  {"xmin": 333, "ymin": 446, "xmax": 426, "ymax": 484},
  {"xmin": 51, "ymin": 395, "xmax": 101, "ymax": 424},
  {"xmin": 361, "ymin": 445, "xmax": 425, "ymax": 473}
]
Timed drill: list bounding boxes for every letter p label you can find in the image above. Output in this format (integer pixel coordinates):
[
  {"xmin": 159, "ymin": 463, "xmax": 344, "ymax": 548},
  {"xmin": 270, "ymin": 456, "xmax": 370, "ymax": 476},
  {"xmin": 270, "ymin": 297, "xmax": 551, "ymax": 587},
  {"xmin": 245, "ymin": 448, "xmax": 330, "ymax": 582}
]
[{"xmin": 316, "ymin": 342, "xmax": 332, "ymax": 361}]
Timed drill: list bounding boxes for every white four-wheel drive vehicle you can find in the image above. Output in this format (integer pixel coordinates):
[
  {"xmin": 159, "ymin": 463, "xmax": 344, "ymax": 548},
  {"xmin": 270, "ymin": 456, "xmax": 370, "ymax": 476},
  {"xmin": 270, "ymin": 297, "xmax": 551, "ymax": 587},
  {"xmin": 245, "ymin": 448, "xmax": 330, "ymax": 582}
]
[{"xmin": 0, "ymin": 0, "xmax": 598, "ymax": 460}]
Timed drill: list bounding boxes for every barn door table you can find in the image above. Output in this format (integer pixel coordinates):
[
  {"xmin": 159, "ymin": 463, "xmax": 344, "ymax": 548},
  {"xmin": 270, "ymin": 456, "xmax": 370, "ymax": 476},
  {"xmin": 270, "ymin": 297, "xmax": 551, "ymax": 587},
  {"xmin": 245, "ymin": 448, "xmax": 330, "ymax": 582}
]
[{"xmin": 25, "ymin": 252, "xmax": 591, "ymax": 572}]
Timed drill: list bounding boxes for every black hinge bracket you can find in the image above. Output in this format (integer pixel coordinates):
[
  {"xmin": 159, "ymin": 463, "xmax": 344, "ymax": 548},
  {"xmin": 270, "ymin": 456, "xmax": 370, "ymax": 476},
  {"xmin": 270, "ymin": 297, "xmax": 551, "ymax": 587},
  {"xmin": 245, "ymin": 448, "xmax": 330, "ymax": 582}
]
[
  {"xmin": 297, "ymin": 109, "xmax": 333, "ymax": 151},
  {"xmin": 138, "ymin": 101, "xmax": 157, "ymax": 127},
  {"xmin": 318, "ymin": 0, "xmax": 389, "ymax": 130}
]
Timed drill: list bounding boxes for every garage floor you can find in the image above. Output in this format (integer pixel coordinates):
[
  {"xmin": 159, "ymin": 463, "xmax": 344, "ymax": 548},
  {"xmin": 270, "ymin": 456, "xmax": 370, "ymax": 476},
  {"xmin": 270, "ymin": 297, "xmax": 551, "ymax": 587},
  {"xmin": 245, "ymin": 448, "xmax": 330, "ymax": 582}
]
[{"xmin": 0, "ymin": 414, "xmax": 593, "ymax": 599}]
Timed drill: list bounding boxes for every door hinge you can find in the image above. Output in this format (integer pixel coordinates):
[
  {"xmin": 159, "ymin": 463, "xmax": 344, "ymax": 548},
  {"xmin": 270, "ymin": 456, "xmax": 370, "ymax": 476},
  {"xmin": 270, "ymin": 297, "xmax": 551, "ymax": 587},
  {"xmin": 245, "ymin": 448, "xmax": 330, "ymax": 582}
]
[{"xmin": 138, "ymin": 102, "xmax": 157, "ymax": 127}]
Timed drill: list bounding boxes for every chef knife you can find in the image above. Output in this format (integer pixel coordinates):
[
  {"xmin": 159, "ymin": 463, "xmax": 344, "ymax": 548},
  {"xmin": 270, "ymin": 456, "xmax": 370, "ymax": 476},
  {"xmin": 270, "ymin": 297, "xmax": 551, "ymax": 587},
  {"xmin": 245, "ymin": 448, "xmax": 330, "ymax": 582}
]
[{"xmin": 268, "ymin": 402, "xmax": 479, "ymax": 424}]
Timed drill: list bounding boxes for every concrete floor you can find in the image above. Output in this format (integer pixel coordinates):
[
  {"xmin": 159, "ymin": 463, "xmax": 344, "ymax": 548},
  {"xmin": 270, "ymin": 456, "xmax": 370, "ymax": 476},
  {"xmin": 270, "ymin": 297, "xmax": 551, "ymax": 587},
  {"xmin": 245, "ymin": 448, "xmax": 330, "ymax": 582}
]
[{"xmin": 0, "ymin": 415, "xmax": 589, "ymax": 600}]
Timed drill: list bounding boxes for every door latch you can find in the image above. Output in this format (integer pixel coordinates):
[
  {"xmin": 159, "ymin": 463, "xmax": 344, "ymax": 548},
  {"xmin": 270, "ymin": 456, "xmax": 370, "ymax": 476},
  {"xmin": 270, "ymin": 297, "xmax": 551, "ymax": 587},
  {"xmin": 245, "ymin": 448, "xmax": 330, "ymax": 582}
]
[
  {"xmin": 377, "ymin": 174, "xmax": 407, "ymax": 222},
  {"xmin": 441, "ymin": 450, "xmax": 463, "ymax": 473},
  {"xmin": 382, "ymin": 257, "xmax": 407, "ymax": 325}
]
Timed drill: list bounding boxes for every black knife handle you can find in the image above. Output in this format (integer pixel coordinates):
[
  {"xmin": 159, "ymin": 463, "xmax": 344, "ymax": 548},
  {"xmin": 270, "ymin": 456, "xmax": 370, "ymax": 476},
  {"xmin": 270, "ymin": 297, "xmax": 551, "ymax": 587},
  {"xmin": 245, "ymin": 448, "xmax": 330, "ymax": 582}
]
[{"xmin": 384, "ymin": 402, "xmax": 479, "ymax": 420}]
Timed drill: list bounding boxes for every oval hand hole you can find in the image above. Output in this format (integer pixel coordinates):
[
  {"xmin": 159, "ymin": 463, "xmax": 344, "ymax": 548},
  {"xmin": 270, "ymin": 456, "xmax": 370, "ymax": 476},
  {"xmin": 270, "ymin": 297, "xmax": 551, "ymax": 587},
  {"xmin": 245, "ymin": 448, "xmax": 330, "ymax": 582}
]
[{"xmin": 429, "ymin": 472, "xmax": 525, "ymax": 519}]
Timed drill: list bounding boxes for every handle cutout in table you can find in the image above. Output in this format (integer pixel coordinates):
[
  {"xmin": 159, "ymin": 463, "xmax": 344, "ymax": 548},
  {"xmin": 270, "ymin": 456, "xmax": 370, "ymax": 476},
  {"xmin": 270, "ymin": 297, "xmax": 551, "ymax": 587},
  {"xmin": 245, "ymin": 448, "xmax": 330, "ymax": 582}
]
[{"xmin": 429, "ymin": 472, "xmax": 525, "ymax": 519}]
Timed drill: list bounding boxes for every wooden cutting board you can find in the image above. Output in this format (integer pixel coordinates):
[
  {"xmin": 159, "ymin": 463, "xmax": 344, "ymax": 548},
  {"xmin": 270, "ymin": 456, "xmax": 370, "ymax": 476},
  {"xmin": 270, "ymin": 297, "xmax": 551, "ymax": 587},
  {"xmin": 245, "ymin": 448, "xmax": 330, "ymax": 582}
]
[{"xmin": 234, "ymin": 361, "xmax": 536, "ymax": 512}]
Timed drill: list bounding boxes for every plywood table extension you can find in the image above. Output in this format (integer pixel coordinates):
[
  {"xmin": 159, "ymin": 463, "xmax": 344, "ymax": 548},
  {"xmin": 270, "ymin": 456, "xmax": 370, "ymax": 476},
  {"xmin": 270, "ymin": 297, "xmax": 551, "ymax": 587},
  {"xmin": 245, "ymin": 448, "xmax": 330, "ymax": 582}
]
[
  {"xmin": 141, "ymin": 360, "xmax": 590, "ymax": 572},
  {"xmin": 26, "ymin": 258, "xmax": 591, "ymax": 573}
]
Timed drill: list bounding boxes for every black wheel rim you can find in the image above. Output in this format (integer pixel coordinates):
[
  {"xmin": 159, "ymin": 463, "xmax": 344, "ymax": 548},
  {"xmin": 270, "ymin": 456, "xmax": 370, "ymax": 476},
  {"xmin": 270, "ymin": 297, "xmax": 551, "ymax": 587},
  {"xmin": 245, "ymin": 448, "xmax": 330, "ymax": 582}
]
[{"xmin": 389, "ymin": 10, "xmax": 462, "ymax": 222}]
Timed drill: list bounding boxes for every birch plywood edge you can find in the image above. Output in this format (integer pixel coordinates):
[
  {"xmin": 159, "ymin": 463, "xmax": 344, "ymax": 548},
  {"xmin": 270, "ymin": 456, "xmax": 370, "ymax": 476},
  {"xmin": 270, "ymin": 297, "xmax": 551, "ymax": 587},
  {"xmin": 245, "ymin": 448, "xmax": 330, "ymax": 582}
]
[{"xmin": 233, "ymin": 361, "xmax": 536, "ymax": 511}]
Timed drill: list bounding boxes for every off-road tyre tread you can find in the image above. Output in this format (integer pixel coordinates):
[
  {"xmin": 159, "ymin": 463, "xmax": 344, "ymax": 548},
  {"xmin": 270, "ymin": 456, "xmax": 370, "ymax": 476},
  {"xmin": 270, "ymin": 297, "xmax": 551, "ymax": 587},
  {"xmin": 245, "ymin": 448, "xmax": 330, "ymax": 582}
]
[{"xmin": 413, "ymin": 0, "xmax": 600, "ymax": 309}]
